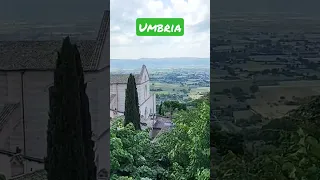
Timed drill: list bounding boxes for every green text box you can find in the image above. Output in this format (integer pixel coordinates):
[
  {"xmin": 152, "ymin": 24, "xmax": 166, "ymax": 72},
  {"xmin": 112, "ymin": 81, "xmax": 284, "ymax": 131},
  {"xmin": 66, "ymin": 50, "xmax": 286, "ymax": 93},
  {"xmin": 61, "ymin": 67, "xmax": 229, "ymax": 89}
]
[{"xmin": 136, "ymin": 18, "xmax": 184, "ymax": 36}]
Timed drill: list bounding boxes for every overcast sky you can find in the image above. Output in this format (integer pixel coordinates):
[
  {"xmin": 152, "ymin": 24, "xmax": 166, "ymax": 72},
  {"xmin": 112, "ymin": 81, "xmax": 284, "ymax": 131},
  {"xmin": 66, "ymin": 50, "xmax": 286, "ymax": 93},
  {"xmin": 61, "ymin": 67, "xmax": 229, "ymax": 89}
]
[{"xmin": 110, "ymin": 0, "xmax": 210, "ymax": 59}]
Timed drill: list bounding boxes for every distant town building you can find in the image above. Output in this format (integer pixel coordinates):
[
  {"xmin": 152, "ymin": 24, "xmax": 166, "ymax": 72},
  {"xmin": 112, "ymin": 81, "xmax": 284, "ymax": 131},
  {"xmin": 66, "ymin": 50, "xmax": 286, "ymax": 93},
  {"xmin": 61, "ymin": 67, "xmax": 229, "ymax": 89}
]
[{"xmin": 0, "ymin": 10, "xmax": 110, "ymax": 179}]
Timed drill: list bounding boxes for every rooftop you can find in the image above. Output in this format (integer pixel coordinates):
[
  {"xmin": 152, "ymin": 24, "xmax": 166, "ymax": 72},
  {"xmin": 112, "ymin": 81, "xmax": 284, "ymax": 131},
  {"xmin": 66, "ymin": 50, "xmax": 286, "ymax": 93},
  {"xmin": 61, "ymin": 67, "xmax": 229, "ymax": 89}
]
[
  {"xmin": 9, "ymin": 170, "xmax": 46, "ymax": 180},
  {"xmin": 110, "ymin": 74, "xmax": 141, "ymax": 84},
  {"xmin": 110, "ymin": 65, "xmax": 148, "ymax": 85}
]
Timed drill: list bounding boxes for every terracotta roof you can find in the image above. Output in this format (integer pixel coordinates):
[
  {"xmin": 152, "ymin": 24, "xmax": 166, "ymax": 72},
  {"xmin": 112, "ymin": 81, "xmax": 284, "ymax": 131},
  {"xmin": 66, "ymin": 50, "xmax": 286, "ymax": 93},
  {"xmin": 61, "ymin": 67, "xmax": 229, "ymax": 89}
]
[
  {"xmin": 0, "ymin": 103, "xmax": 19, "ymax": 132},
  {"xmin": 153, "ymin": 119, "xmax": 173, "ymax": 129},
  {"xmin": 0, "ymin": 10, "xmax": 109, "ymax": 71},
  {"xmin": 9, "ymin": 170, "xmax": 46, "ymax": 180},
  {"xmin": 110, "ymin": 74, "xmax": 141, "ymax": 84}
]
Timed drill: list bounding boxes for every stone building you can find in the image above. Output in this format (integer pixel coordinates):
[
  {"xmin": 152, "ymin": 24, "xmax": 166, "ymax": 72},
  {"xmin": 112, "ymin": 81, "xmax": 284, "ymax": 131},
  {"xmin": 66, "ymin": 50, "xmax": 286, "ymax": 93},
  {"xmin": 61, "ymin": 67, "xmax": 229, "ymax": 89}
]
[
  {"xmin": 0, "ymin": 10, "xmax": 110, "ymax": 180},
  {"xmin": 110, "ymin": 65, "xmax": 157, "ymax": 128}
]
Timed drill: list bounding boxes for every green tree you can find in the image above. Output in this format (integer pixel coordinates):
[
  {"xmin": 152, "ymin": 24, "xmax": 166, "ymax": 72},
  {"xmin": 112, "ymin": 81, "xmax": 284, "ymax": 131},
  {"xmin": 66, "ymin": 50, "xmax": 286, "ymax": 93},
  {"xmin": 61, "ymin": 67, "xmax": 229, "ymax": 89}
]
[
  {"xmin": 76, "ymin": 46, "xmax": 97, "ymax": 180},
  {"xmin": 271, "ymin": 68, "xmax": 279, "ymax": 75},
  {"xmin": 227, "ymin": 67, "xmax": 236, "ymax": 76},
  {"xmin": 110, "ymin": 119, "xmax": 169, "ymax": 179},
  {"xmin": 250, "ymin": 84, "xmax": 259, "ymax": 93},
  {"xmin": 110, "ymin": 101, "xmax": 210, "ymax": 179},
  {"xmin": 157, "ymin": 102, "xmax": 210, "ymax": 179},
  {"xmin": 158, "ymin": 102, "xmax": 163, "ymax": 115},
  {"xmin": 222, "ymin": 88, "xmax": 231, "ymax": 94},
  {"xmin": 124, "ymin": 74, "xmax": 141, "ymax": 130},
  {"xmin": 163, "ymin": 101, "xmax": 186, "ymax": 118},
  {"xmin": 214, "ymin": 129, "xmax": 320, "ymax": 179},
  {"xmin": 45, "ymin": 37, "xmax": 87, "ymax": 180},
  {"xmin": 0, "ymin": 173, "xmax": 6, "ymax": 180},
  {"xmin": 212, "ymin": 96, "xmax": 320, "ymax": 179},
  {"xmin": 231, "ymin": 86, "xmax": 243, "ymax": 97}
]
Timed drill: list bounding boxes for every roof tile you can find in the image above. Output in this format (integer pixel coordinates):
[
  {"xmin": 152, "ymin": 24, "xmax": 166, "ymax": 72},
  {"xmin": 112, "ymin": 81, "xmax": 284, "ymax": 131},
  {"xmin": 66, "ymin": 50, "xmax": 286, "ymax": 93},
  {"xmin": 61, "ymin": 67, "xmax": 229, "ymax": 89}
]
[
  {"xmin": 110, "ymin": 74, "xmax": 141, "ymax": 84},
  {"xmin": 9, "ymin": 170, "xmax": 46, "ymax": 180}
]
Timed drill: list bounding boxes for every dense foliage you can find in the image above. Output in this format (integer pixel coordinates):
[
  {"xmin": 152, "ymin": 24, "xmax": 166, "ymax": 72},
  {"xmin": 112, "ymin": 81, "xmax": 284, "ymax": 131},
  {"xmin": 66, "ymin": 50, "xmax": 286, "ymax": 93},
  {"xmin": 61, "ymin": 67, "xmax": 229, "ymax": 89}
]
[
  {"xmin": 211, "ymin": 96, "xmax": 320, "ymax": 180},
  {"xmin": 110, "ymin": 100, "xmax": 210, "ymax": 180},
  {"xmin": 124, "ymin": 74, "xmax": 141, "ymax": 130},
  {"xmin": 160, "ymin": 101, "xmax": 187, "ymax": 117}
]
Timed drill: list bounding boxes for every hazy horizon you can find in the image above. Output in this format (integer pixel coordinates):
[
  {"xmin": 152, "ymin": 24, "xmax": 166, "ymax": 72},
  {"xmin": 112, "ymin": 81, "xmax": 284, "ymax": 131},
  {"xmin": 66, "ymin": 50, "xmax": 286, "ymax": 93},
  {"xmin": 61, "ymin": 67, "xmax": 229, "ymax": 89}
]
[
  {"xmin": 111, "ymin": 57, "xmax": 209, "ymax": 71},
  {"xmin": 111, "ymin": 57, "xmax": 210, "ymax": 60},
  {"xmin": 212, "ymin": 0, "xmax": 320, "ymax": 16}
]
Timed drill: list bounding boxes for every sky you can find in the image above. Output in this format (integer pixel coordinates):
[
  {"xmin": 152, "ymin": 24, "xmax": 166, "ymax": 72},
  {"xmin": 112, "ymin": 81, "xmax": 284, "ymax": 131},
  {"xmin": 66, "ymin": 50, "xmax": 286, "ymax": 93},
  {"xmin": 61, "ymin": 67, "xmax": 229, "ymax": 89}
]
[{"xmin": 110, "ymin": 0, "xmax": 210, "ymax": 59}]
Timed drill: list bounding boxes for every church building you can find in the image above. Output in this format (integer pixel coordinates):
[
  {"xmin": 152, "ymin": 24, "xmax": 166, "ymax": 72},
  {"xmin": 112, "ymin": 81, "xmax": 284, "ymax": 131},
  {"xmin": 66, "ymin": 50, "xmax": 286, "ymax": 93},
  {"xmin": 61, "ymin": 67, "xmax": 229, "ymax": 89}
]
[
  {"xmin": 0, "ymin": 11, "xmax": 110, "ymax": 180},
  {"xmin": 110, "ymin": 65, "xmax": 157, "ymax": 128}
]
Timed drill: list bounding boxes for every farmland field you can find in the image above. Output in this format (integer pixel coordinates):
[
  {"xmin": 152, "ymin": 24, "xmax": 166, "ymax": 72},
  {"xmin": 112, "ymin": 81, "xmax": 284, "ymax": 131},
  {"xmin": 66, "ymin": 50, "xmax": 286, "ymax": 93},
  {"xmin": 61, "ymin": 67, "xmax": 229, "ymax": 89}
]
[
  {"xmin": 189, "ymin": 87, "xmax": 210, "ymax": 99},
  {"xmin": 151, "ymin": 82, "xmax": 210, "ymax": 101},
  {"xmin": 151, "ymin": 82, "xmax": 188, "ymax": 94},
  {"xmin": 248, "ymin": 80, "xmax": 320, "ymax": 118},
  {"xmin": 231, "ymin": 61, "xmax": 286, "ymax": 71}
]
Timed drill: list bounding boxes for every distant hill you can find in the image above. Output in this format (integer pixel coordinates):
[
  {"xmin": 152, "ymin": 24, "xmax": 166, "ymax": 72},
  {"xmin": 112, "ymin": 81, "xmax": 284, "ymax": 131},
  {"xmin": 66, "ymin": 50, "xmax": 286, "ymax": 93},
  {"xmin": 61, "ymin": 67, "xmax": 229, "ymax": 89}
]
[{"xmin": 111, "ymin": 58, "xmax": 209, "ymax": 71}]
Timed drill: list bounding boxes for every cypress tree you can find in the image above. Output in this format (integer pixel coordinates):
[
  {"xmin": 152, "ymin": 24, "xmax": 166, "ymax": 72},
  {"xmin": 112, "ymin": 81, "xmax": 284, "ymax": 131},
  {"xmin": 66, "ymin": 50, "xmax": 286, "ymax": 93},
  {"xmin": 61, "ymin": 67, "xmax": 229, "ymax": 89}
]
[
  {"xmin": 75, "ymin": 45, "xmax": 97, "ymax": 180},
  {"xmin": 45, "ymin": 37, "xmax": 87, "ymax": 180},
  {"xmin": 124, "ymin": 74, "xmax": 141, "ymax": 130},
  {"xmin": 0, "ymin": 173, "xmax": 6, "ymax": 180},
  {"xmin": 134, "ymin": 75, "xmax": 140, "ymax": 121},
  {"xmin": 158, "ymin": 102, "xmax": 162, "ymax": 115}
]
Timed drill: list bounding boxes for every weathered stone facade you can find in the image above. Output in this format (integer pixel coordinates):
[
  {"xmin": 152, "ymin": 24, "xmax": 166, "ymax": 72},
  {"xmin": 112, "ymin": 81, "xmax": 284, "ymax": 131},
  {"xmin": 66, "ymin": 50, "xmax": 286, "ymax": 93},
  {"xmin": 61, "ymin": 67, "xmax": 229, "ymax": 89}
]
[{"xmin": 110, "ymin": 65, "xmax": 157, "ymax": 126}]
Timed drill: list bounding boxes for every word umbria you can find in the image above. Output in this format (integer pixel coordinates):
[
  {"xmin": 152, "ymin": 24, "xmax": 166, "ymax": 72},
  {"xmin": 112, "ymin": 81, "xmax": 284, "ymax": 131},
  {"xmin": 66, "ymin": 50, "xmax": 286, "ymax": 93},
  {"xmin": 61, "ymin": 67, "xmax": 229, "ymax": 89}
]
[
  {"xmin": 139, "ymin": 24, "xmax": 182, "ymax": 33},
  {"xmin": 136, "ymin": 18, "xmax": 184, "ymax": 36}
]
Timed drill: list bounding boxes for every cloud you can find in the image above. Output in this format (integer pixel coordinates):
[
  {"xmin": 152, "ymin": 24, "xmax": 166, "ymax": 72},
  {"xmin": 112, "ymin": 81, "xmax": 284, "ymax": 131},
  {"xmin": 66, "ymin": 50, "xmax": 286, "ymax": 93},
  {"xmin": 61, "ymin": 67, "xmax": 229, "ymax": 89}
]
[{"xmin": 110, "ymin": 0, "xmax": 210, "ymax": 59}]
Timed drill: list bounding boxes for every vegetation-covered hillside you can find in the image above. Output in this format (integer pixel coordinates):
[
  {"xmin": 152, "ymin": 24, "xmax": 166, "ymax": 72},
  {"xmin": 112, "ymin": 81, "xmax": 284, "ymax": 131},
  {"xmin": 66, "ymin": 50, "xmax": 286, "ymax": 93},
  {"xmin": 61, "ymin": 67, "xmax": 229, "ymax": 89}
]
[{"xmin": 211, "ymin": 96, "xmax": 320, "ymax": 180}]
